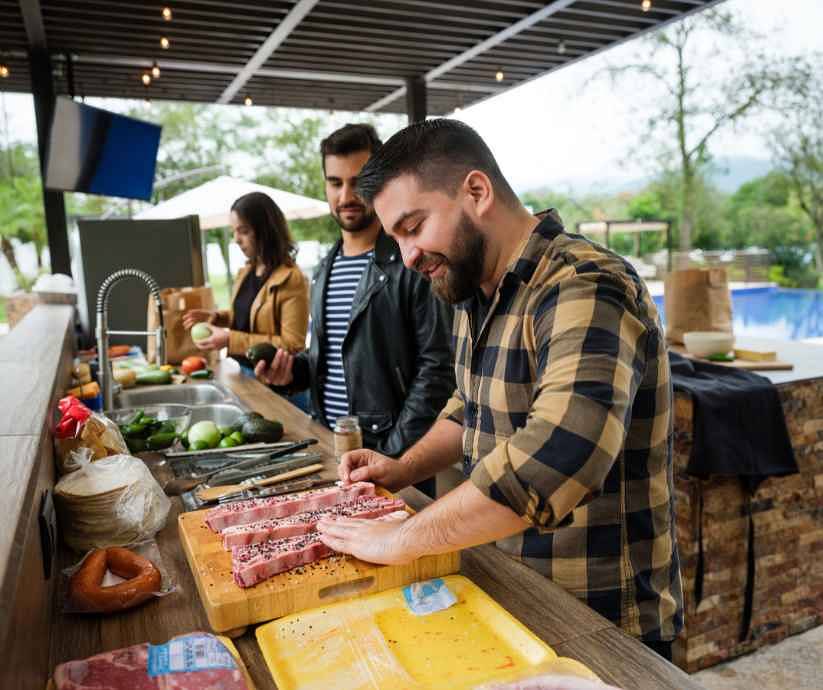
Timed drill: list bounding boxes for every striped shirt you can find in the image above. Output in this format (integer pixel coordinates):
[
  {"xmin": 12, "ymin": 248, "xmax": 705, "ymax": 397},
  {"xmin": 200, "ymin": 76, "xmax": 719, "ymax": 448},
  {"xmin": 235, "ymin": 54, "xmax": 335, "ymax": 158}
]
[
  {"xmin": 321, "ymin": 249, "xmax": 372, "ymax": 427},
  {"xmin": 439, "ymin": 213, "xmax": 683, "ymax": 641}
]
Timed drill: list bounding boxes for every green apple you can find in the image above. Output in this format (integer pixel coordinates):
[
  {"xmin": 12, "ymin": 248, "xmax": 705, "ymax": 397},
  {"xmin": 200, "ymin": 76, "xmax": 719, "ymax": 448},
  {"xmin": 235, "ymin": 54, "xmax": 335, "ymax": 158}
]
[{"xmin": 191, "ymin": 322, "xmax": 212, "ymax": 342}]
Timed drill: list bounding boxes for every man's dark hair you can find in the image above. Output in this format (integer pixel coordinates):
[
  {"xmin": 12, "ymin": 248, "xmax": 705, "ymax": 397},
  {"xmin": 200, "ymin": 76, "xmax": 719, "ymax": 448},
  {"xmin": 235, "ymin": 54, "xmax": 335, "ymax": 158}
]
[
  {"xmin": 320, "ymin": 123, "xmax": 382, "ymax": 173},
  {"xmin": 356, "ymin": 119, "xmax": 518, "ymax": 207}
]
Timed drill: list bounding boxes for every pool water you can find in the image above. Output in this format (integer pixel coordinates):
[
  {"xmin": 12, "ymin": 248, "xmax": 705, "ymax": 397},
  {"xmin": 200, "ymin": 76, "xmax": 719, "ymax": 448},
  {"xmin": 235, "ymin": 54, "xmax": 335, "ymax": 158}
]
[{"xmin": 652, "ymin": 288, "xmax": 823, "ymax": 341}]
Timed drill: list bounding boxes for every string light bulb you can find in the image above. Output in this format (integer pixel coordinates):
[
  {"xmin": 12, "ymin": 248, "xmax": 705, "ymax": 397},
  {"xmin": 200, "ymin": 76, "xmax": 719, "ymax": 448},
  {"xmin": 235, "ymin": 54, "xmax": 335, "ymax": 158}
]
[
  {"xmin": 557, "ymin": 41, "xmax": 567, "ymax": 55},
  {"xmin": 151, "ymin": 62, "xmax": 160, "ymax": 79},
  {"xmin": 160, "ymin": 36, "xmax": 170, "ymax": 49},
  {"xmin": 141, "ymin": 72, "xmax": 151, "ymax": 86},
  {"xmin": 162, "ymin": 7, "xmax": 172, "ymax": 21},
  {"xmin": 495, "ymin": 69, "xmax": 504, "ymax": 82},
  {"xmin": 641, "ymin": 0, "xmax": 652, "ymax": 11},
  {"xmin": 244, "ymin": 95, "xmax": 253, "ymax": 106},
  {"xmin": 0, "ymin": 64, "xmax": 9, "ymax": 78}
]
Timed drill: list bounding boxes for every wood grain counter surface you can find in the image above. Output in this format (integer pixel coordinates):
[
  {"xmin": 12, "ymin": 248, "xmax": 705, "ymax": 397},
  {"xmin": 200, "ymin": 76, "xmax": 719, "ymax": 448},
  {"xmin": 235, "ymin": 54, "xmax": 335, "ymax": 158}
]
[{"xmin": 48, "ymin": 358, "xmax": 703, "ymax": 690}]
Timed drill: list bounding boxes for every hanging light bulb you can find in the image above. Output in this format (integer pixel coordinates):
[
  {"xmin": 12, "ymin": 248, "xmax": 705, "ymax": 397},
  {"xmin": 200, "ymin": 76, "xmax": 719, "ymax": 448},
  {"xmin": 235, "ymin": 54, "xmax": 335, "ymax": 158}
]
[
  {"xmin": 151, "ymin": 62, "xmax": 160, "ymax": 79},
  {"xmin": 160, "ymin": 36, "xmax": 170, "ymax": 49},
  {"xmin": 162, "ymin": 7, "xmax": 172, "ymax": 21},
  {"xmin": 641, "ymin": 0, "xmax": 652, "ymax": 11},
  {"xmin": 495, "ymin": 69, "xmax": 504, "ymax": 82},
  {"xmin": 557, "ymin": 41, "xmax": 567, "ymax": 55},
  {"xmin": 0, "ymin": 64, "xmax": 9, "ymax": 78},
  {"xmin": 141, "ymin": 72, "xmax": 151, "ymax": 86},
  {"xmin": 244, "ymin": 95, "xmax": 253, "ymax": 106}
]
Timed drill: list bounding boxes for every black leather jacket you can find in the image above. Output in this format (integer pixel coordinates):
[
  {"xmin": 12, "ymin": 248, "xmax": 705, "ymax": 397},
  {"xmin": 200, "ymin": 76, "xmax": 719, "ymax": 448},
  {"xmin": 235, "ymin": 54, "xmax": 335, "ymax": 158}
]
[{"xmin": 286, "ymin": 230, "xmax": 455, "ymax": 457}]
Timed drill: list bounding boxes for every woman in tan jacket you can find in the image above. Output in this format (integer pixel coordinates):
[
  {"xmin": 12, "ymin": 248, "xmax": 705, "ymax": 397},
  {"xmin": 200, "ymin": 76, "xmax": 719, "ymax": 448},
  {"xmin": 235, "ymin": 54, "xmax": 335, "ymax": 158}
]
[{"xmin": 182, "ymin": 192, "xmax": 309, "ymax": 370}]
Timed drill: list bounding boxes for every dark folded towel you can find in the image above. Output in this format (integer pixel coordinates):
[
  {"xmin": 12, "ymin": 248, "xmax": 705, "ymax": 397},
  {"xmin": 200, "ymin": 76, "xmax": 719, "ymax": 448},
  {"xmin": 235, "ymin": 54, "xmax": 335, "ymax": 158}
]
[{"xmin": 669, "ymin": 351, "xmax": 797, "ymax": 641}]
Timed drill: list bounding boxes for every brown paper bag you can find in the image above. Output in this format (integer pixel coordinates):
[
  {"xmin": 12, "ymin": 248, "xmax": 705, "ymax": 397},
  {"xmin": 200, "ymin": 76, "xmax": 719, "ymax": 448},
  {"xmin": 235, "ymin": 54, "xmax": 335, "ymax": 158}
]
[
  {"xmin": 147, "ymin": 286, "xmax": 217, "ymax": 364},
  {"xmin": 663, "ymin": 268, "xmax": 733, "ymax": 344}
]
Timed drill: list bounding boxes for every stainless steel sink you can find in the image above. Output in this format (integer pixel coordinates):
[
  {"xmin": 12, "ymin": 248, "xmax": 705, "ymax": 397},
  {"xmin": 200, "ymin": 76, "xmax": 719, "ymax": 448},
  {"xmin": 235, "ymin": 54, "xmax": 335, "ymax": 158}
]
[
  {"xmin": 188, "ymin": 403, "xmax": 247, "ymax": 427},
  {"xmin": 113, "ymin": 381, "xmax": 238, "ymax": 408}
]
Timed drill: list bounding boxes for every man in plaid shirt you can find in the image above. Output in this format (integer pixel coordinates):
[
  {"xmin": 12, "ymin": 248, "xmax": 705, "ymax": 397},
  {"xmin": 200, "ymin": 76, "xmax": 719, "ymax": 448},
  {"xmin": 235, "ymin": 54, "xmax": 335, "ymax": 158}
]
[{"xmin": 317, "ymin": 119, "xmax": 683, "ymax": 658}]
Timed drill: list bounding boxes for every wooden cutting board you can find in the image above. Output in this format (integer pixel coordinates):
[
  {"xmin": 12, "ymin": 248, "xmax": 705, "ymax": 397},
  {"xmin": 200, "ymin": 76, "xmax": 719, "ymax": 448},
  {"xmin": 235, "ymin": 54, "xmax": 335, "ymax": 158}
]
[
  {"xmin": 671, "ymin": 346, "xmax": 794, "ymax": 371},
  {"xmin": 178, "ymin": 489, "xmax": 460, "ymax": 635}
]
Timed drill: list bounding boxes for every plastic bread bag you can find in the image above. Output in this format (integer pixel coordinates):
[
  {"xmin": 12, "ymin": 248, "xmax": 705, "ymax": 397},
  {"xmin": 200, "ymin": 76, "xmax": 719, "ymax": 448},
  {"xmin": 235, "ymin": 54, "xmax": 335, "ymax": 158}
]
[
  {"xmin": 472, "ymin": 658, "xmax": 622, "ymax": 690},
  {"xmin": 54, "ymin": 452, "xmax": 171, "ymax": 552},
  {"xmin": 62, "ymin": 540, "xmax": 178, "ymax": 614},
  {"xmin": 54, "ymin": 395, "xmax": 128, "ymax": 474},
  {"xmin": 53, "ymin": 632, "xmax": 255, "ymax": 689}
]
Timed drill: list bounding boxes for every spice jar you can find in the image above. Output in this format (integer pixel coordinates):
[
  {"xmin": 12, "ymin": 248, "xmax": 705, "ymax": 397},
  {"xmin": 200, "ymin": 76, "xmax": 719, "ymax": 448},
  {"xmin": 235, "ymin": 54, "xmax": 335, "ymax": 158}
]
[{"xmin": 333, "ymin": 416, "xmax": 362, "ymax": 463}]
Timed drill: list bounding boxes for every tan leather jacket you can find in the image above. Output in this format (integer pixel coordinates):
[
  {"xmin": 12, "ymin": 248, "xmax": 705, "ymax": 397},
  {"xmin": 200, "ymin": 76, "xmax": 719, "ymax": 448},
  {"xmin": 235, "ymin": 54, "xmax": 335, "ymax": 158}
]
[{"xmin": 211, "ymin": 262, "xmax": 309, "ymax": 355}]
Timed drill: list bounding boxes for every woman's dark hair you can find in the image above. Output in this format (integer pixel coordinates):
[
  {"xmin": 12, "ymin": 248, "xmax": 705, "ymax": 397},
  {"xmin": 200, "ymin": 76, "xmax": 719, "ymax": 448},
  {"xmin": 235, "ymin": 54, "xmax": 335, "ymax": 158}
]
[{"xmin": 230, "ymin": 192, "xmax": 296, "ymax": 270}]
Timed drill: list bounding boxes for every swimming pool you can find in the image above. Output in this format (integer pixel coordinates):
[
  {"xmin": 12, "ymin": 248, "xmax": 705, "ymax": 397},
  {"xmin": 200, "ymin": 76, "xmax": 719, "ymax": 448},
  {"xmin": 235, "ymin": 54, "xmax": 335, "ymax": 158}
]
[{"xmin": 652, "ymin": 287, "xmax": 823, "ymax": 340}]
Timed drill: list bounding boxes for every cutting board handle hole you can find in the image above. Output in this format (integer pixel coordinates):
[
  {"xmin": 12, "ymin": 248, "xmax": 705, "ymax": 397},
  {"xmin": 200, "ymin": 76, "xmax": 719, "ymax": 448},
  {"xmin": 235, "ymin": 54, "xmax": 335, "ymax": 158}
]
[{"xmin": 319, "ymin": 577, "xmax": 375, "ymax": 600}]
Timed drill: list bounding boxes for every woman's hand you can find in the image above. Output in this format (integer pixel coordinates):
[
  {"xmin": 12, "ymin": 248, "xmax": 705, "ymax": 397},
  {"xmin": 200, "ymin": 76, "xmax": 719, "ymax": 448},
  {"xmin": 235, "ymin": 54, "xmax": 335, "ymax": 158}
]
[
  {"xmin": 182, "ymin": 309, "xmax": 214, "ymax": 329},
  {"xmin": 194, "ymin": 327, "xmax": 229, "ymax": 351}
]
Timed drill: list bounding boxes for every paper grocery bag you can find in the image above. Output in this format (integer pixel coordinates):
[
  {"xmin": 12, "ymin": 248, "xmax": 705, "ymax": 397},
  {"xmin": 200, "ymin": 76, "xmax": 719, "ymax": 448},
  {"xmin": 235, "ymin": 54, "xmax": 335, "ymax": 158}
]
[
  {"xmin": 147, "ymin": 286, "xmax": 217, "ymax": 364},
  {"xmin": 663, "ymin": 268, "xmax": 733, "ymax": 344}
]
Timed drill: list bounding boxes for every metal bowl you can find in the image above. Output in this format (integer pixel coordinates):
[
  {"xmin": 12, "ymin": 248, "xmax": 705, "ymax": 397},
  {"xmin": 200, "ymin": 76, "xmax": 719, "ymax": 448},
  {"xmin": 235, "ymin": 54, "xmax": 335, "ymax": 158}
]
[{"xmin": 105, "ymin": 403, "xmax": 192, "ymax": 435}]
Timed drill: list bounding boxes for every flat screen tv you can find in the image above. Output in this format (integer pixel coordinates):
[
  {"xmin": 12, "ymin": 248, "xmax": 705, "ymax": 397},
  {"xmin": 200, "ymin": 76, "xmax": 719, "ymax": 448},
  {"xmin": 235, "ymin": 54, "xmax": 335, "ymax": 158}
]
[{"xmin": 45, "ymin": 98, "xmax": 162, "ymax": 201}]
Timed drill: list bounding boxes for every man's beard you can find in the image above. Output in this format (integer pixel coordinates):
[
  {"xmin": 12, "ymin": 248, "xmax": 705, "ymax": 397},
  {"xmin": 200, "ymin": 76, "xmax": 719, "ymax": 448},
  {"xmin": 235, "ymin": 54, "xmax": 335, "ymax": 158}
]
[
  {"xmin": 414, "ymin": 212, "xmax": 486, "ymax": 304},
  {"xmin": 332, "ymin": 203, "xmax": 377, "ymax": 233}
]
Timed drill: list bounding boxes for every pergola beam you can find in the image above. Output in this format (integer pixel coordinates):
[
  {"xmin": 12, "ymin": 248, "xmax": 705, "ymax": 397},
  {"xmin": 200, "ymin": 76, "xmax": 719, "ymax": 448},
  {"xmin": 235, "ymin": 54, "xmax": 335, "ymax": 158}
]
[
  {"xmin": 217, "ymin": 0, "xmax": 318, "ymax": 104},
  {"xmin": 365, "ymin": 0, "xmax": 577, "ymax": 112}
]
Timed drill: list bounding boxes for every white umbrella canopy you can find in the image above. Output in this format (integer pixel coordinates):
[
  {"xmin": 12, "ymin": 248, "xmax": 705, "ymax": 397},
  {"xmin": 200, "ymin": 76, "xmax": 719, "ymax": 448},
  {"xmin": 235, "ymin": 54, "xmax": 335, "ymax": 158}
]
[{"xmin": 135, "ymin": 175, "xmax": 329, "ymax": 228}]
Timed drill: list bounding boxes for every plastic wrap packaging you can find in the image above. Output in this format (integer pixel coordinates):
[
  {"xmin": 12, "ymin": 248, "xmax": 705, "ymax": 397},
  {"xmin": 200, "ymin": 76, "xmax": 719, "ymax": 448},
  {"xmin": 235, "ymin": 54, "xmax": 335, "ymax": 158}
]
[
  {"xmin": 54, "ymin": 451, "xmax": 171, "ymax": 551},
  {"xmin": 62, "ymin": 540, "xmax": 177, "ymax": 614},
  {"xmin": 54, "ymin": 395, "xmax": 128, "ymax": 475},
  {"xmin": 472, "ymin": 658, "xmax": 621, "ymax": 690}
]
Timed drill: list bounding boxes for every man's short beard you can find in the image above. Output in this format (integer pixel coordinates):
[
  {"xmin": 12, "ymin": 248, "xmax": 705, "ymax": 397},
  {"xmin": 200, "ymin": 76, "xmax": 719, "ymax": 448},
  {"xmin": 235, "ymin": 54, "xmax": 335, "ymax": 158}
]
[
  {"xmin": 333, "ymin": 208, "xmax": 378, "ymax": 233},
  {"xmin": 429, "ymin": 213, "xmax": 486, "ymax": 304}
]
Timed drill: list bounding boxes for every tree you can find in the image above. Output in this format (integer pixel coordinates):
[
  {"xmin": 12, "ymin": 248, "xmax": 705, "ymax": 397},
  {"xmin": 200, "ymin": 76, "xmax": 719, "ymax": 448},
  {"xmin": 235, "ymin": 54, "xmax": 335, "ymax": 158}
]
[
  {"xmin": 600, "ymin": 9, "xmax": 798, "ymax": 252},
  {"xmin": 770, "ymin": 59, "xmax": 823, "ymax": 272}
]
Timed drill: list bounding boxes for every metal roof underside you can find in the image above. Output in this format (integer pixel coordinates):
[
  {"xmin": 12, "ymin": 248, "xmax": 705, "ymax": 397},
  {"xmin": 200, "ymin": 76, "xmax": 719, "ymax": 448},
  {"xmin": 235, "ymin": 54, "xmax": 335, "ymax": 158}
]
[{"xmin": 2, "ymin": 0, "xmax": 718, "ymax": 115}]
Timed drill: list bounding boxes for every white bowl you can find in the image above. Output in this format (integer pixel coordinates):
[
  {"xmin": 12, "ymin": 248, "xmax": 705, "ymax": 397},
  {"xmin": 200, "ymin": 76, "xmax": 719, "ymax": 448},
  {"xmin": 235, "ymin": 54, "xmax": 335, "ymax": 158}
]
[{"xmin": 683, "ymin": 331, "xmax": 735, "ymax": 358}]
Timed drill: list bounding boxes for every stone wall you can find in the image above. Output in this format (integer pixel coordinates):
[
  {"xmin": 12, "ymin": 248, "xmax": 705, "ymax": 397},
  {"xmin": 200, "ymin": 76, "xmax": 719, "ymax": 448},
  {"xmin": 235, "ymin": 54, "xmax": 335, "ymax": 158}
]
[{"xmin": 672, "ymin": 379, "xmax": 823, "ymax": 672}]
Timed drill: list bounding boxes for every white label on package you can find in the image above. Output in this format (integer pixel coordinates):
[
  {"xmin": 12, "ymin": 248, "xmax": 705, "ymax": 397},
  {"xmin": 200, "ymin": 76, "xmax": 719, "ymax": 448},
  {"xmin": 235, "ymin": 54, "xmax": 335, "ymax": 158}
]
[
  {"xmin": 147, "ymin": 634, "xmax": 236, "ymax": 676},
  {"xmin": 403, "ymin": 578, "xmax": 457, "ymax": 616}
]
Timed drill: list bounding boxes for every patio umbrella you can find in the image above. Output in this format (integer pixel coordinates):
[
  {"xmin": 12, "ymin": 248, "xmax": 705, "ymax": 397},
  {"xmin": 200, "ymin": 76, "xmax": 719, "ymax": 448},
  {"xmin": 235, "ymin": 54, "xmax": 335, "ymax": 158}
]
[{"xmin": 135, "ymin": 175, "xmax": 328, "ymax": 228}]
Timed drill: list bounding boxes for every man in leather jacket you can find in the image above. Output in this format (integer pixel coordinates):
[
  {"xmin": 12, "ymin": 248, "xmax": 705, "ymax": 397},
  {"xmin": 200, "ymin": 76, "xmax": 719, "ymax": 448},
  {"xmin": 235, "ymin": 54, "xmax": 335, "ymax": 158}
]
[{"xmin": 255, "ymin": 124, "xmax": 454, "ymax": 496}]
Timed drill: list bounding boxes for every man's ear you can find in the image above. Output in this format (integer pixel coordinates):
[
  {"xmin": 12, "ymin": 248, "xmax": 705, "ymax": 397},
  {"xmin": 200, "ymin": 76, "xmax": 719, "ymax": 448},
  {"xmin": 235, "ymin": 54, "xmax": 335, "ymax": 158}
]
[{"xmin": 462, "ymin": 170, "xmax": 494, "ymax": 217}]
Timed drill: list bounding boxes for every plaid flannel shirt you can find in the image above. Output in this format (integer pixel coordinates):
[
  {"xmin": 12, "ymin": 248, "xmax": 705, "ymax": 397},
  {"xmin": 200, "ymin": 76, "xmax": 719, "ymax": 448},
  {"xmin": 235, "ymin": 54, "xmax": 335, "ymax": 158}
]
[{"xmin": 439, "ymin": 212, "xmax": 683, "ymax": 641}]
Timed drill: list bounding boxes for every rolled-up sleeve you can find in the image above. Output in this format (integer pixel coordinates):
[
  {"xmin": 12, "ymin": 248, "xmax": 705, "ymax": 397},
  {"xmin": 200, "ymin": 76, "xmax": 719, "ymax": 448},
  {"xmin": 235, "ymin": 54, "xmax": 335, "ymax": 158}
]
[
  {"xmin": 437, "ymin": 388, "xmax": 466, "ymax": 426},
  {"xmin": 470, "ymin": 275, "xmax": 648, "ymax": 529}
]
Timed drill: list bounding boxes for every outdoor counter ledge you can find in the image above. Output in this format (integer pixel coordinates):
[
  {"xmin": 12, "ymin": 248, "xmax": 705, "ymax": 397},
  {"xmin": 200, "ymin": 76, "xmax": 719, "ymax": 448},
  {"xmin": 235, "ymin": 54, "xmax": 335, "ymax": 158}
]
[{"xmin": 1, "ymin": 304, "xmax": 705, "ymax": 689}]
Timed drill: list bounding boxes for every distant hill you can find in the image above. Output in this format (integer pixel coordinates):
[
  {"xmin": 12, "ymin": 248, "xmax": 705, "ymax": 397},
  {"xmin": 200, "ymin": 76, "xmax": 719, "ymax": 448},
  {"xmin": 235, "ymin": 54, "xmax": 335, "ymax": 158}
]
[{"xmin": 521, "ymin": 156, "xmax": 775, "ymax": 198}]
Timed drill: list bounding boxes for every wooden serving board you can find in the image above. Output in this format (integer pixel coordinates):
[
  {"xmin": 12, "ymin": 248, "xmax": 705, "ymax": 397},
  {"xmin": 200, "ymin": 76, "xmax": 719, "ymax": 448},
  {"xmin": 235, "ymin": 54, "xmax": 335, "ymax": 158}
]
[
  {"xmin": 671, "ymin": 346, "xmax": 794, "ymax": 371},
  {"xmin": 178, "ymin": 490, "xmax": 460, "ymax": 635}
]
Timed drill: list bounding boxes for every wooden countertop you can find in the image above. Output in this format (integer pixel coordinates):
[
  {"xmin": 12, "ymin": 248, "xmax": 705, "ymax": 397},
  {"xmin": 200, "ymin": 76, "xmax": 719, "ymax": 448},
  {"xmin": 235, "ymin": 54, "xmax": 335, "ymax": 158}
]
[{"xmin": 49, "ymin": 358, "xmax": 702, "ymax": 690}]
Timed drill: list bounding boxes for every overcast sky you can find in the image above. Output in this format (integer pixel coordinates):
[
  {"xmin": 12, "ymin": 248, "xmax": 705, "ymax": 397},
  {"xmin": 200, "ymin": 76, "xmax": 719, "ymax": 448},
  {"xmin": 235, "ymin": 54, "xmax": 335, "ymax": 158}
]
[{"xmin": 2, "ymin": 0, "xmax": 821, "ymax": 195}]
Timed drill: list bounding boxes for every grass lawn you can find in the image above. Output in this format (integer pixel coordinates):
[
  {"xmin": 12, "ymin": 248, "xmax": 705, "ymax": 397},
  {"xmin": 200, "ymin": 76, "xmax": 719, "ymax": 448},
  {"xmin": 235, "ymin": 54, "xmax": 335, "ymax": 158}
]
[{"xmin": 0, "ymin": 296, "xmax": 6, "ymax": 324}]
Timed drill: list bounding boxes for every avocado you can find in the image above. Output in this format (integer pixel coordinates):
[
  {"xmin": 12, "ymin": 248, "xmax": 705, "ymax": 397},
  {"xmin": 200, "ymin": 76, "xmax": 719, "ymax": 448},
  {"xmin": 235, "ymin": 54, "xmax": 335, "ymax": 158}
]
[
  {"xmin": 135, "ymin": 369, "xmax": 172, "ymax": 385},
  {"xmin": 246, "ymin": 342, "xmax": 278, "ymax": 367},
  {"xmin": 241, "ymin": 418, "xmax": 284, "ymax": 444},
  {"xmin": 231, "ymin": 411, "xmax": 263, "ymax": 433}
]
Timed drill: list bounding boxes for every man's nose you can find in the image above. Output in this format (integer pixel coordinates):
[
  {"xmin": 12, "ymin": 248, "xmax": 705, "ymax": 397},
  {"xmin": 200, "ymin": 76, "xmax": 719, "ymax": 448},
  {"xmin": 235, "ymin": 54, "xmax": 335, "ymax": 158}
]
[
  {"xmin": 400, "ymin": 243, "xmax": 422, "ymax": 271},
  {"xmin": 339, "ymin": 182, "xmax": 358, "ymax": 206}
]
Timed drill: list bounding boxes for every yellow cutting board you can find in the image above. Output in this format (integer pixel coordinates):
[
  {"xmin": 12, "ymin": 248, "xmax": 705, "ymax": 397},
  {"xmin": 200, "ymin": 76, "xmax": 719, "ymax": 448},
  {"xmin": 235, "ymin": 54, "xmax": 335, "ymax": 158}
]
[
  {"xmin": 256, "ymin": 574, "xmax": 600, "ymax": 690},
  {"xmin": 178, "ymin": 490, "xmax": 460, "ymax": 634}
]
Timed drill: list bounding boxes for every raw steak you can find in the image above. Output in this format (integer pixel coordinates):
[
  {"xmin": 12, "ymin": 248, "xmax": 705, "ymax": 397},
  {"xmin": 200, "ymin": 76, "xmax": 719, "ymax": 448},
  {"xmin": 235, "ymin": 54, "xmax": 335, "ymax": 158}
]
[
  {"xmin": 205, "ymin": 481, "xmax": 376, "ymax": 532},
  {"xmin": 53, "ymin": 634, "xmax": 248, "ymax": 689},
  {"xmin": 232, "ymin": 510, "xmax": 409, "ymax": 587},
  {"xmin": 220, "ymin": 496, "xmax": 406, "ymax": 549}
]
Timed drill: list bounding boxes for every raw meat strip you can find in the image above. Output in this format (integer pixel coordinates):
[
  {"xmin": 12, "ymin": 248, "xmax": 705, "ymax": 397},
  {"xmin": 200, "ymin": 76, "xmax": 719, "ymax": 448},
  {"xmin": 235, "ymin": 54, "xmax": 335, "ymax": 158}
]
[
  {"xmin": 204, "ymin": 481, "xmax": 376, "ymax": 531},
  {"xmin": 232, "ymin": 511, "xmax": 409, "ymax": 588},
  {"xmin": 221, "ymin": 496, "xmax": 406, "ymax": 549}
]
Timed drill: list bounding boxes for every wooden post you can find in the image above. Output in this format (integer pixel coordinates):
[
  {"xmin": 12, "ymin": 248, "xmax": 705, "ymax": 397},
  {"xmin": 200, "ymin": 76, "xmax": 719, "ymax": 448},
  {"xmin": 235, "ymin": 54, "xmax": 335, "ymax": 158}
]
[{"xmin": 405, "ymin": 76, "xmax": 427, "ymax": 124}]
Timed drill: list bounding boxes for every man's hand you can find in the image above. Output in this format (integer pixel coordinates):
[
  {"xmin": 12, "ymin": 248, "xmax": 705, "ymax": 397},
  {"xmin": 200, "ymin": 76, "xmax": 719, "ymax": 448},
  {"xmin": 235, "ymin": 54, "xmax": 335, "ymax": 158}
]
[
  {"xmin": 254, "ymin": 349, "xmax": 295, "ymax": 387},
  {"xmin": 339, "ymin": 448, "xmax": 413, "ymax": 491},
  {"xmin": 182, "ymin": 309, "xmax": 214, "ymax": 329},
  {"xmin": 194, "ymin": 327, "xmax": 229, "ymax": 351},
  {"xmin": 316, "ymin": 514, "xmax": 419, "ymax": 565}
]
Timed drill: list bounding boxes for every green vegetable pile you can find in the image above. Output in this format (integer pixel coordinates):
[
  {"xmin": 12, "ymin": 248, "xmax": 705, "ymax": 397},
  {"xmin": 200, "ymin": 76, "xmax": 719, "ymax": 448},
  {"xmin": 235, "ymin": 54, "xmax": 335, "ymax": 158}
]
[
  {"xmin": 118, "ymin": 409, "xmax": 180, "ymax": 453},
  {"xmin": 181, "ymin": 411, "xmax": 284, "ymax": 451}
]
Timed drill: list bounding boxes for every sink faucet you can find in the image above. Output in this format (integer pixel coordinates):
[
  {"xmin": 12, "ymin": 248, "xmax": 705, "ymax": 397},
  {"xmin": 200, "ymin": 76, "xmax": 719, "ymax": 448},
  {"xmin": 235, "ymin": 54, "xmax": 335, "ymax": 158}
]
[{"xmin": 96, "ymin": 268, "xmax": 166, "ymax": 411}]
